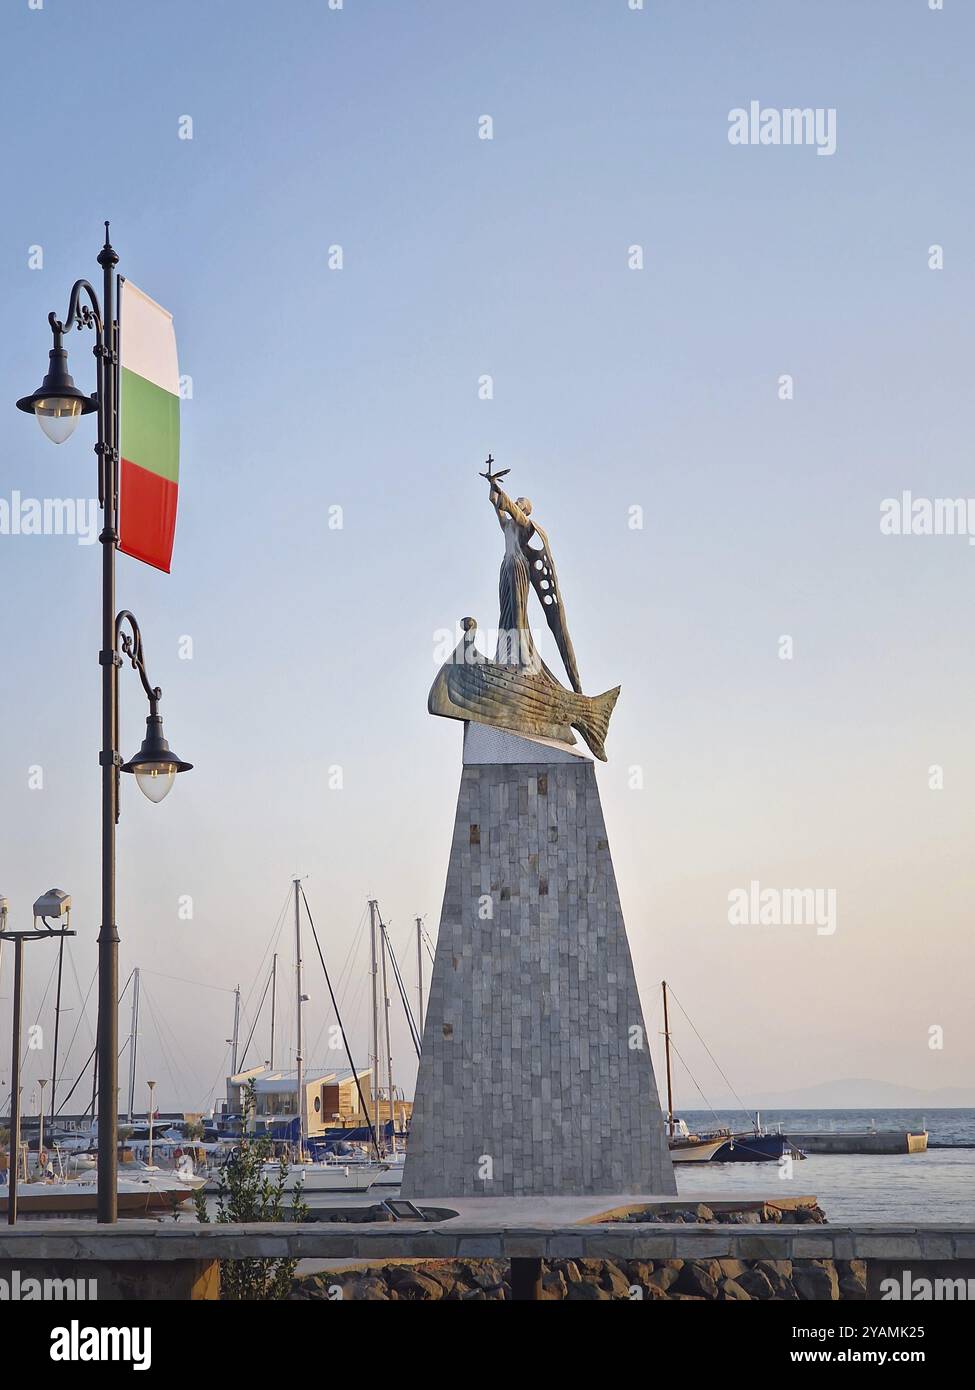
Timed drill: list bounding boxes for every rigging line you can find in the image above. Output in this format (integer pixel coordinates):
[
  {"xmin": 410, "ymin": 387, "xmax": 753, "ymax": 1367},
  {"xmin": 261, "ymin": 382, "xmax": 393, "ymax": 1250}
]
[
  {"xmin": 140, "ymin": 984, "xmax": 192, "ymax": 1105},
  {"xmin": 54, "ymin": 957, "xmax": 94, "ymax": 1094},
  {"xmin": 305, "ymin": 904, "xmax": 370, "ymax": 1063},
  {"xmin": 238, "ymin": 964, "xmax": 274, "ymax": 1072},
  {"xmin": 378, "ymin": 913, "xmax": 421, "ymax": 1057},
  {"xmin": 419, "ymin": 922, "xmax": 436, "ymax": 964},
  {"xmin": 666, "ymin": 984, "xmax": 753, "ymax": 1121},
  {"xmin": 199, "ymin": 1041, "xmax": 234, "ymax": 1116},
  {"xmin": 667, "ymin": 1037, "xmax": 726, "ymax": 1129},
  {"xmin": 240, "ymin": 884, "xmax": 293, "ymax": 1022},
  {"xmin": 54, "ymin": 1043, "xmax": 96, "ymax": 1116},
  {"xmin": 140, "ymin": 968, "xmax": 236, "ymax": 994},
  {"xmin": 66, "ymin": 951, "xmax": 97, "ymax": 1049},
  {"xmin": 298, "ymin": 882, "xmax": 381, "ymax": 1159},
  {"xmin": 147, "ymin": 981, "xmax": 209, "ymax": 1102}
]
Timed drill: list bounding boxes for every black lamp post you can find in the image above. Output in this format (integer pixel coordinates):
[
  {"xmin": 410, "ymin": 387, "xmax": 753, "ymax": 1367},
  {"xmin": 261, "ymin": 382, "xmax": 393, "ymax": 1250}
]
[{"xmin": 14, "ymin": 226, "xmax": 191, "ymax": 1222}]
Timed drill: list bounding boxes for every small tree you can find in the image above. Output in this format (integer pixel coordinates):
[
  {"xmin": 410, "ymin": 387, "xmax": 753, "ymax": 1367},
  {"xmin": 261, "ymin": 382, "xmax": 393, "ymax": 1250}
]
[{"xmin": 193, "ymin": 1080, "xmax": 308, "ymax": 1300}]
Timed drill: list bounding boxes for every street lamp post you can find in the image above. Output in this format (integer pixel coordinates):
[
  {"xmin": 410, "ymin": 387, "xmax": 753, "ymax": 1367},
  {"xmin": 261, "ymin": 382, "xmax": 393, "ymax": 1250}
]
[
  {"xmin": 14, "ymin": 227, "xmax": 192, "ymax": 1222},
  {"xmin": 1, "ymin": 895, "xmax": 75, "ymax": 1225}
]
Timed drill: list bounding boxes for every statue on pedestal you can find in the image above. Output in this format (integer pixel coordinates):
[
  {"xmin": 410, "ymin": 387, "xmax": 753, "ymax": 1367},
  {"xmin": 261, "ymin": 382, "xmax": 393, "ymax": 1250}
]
[{"xmin": 428, "ymin": 457, "xmax": 620, "ymax": 760}]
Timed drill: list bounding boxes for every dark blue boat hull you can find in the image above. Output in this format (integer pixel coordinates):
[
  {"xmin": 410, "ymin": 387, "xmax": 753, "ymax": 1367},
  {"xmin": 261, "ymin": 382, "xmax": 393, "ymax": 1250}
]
[{"xmin": 712, "ymin": 1134, "xmax": 804, "ymax": 1162}]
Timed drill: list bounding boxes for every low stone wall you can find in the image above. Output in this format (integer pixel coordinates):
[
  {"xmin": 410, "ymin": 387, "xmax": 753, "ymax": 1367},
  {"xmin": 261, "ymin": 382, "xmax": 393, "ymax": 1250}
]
[{"xmin": 291, "ymin": 1254, "xmax": 865, "ymax": 1301}]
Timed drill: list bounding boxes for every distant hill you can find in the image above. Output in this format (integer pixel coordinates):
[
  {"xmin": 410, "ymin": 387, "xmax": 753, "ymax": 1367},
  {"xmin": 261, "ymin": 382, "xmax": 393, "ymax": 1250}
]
[{"xmin": 699, "ymin": 1078, "xmax": 975, "ymax": 1110}]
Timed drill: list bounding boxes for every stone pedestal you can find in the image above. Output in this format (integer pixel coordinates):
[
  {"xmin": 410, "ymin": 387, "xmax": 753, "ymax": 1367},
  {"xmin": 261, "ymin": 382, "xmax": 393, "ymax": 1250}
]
[{"xmin": 401, "ymin": 727, "xmax": 675, "ymax": 1198}]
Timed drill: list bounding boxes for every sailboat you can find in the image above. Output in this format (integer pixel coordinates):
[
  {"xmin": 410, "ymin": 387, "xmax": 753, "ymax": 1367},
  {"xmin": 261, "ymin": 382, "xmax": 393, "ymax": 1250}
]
[
  {"xmin": 258, "ymin": 880, "xmax": 388, "ymax": 1194},
  {"xmin": 660, "ymin": 982, "xmax": 805, "ymax": 1165},
  {"xmin": 661, "ymin": 982, "xmax": 730, "ymax": 1163}
]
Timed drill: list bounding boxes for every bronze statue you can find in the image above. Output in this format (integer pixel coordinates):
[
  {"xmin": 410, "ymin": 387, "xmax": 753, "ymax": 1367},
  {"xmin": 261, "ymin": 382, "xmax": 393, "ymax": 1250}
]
[{"xmin": 428, "ymin": 458, "xmax": 620, "ymax": 760}]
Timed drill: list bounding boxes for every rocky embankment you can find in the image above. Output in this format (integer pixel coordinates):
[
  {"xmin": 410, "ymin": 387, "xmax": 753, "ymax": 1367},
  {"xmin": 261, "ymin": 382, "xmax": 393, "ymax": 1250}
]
[{"xmin": 288, "ymin": 1201, "xmax": 868, "ymax": 1301}]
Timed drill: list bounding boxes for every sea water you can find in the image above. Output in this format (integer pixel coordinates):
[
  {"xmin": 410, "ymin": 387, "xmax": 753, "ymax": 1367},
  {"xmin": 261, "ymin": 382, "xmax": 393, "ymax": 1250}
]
[{"xmin": 675, "ymin": 1108, "xmax": 975, "ymax": 1223}]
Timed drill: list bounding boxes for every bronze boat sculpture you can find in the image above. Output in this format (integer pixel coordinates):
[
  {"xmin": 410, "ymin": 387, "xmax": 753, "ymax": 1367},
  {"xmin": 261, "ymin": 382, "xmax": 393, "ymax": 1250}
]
[{"xmin": 428, "ymin": 460, "xmax": 620, "ymax": 761}]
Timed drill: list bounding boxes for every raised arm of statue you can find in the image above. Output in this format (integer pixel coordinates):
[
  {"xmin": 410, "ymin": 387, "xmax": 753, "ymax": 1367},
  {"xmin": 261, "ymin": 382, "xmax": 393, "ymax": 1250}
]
[{"xmin": 490, "ymin": 485, "xmax": 533, "ymax": 533}]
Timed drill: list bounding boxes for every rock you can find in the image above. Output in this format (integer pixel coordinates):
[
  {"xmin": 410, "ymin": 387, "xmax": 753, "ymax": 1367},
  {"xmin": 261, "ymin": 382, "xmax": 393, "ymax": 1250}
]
[
  {"xmin": 624, "ymin": 1260, "xmax": 656, "ymax": 1286},
  {"xmin": 390, "ymin": 1272, "xmax": 444, "ymax": 1301},
  {"xmin": 647, "ymin": 1267, "xmax": 680, "ymax": 1293},
  {"xmin": 721, "ymin": 1277, "xmax": 751, "ymax": 1300},
  {"xmin": 541, "ymin": 1270, "xmax": 567, "ymax": 1300},
  {"xmin": 460, "ymin": 1260, "xmax": 506, "ymax": 1291},
  {"xmin": 716, "ymin": 1259, "xmax": 746, "ymax": 1279},
  {"xmin": 793, "ymin": 1262, "xmax": 839, "ymax": 1301},
  {"xmin": 347, "ymin": 1275, "xmax": 390, "ymax": 1301},
  {"xmin": 673, "ymin": 1262, "xmax": 719, "ymax": 1299},
  {"xmin": 602, "ymin": 1263, "xmax": 636, "ymax": 1298},
  {"xmin": 735, "ymin": 1267, "xmax": 775, "ymax": 1300},
  {"xmin": 559, "ymin": 1260, "xmax": 583, "ymax": 1284},
  {"xmin": 566, "ymin": 1280, "xmax": 611, "ymax": 1300},
  {"xmin": 695, "ymin": 1204, "xmax": 715, "ymax": 1223},
  {"xmin": 416, "ymin": 1264, "xmax": 460, "ymax": 1297},
  {"xmin": 838, "ymin": 1272, "xmax": 866, "ymax": 1301},
  {"xmin": 836, "ymin": 1257, "xmax": 867, "ymax": 1300},
  {"xmin": 759, "ymin": 1261, "xmax": 798, "ymax": 1300}
]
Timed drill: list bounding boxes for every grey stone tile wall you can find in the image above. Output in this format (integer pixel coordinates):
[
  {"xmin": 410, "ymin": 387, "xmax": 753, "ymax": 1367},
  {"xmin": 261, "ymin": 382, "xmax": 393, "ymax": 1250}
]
[{"xmin": 401, "ymin": 758, "xmax": 676, "ymax": 1198}]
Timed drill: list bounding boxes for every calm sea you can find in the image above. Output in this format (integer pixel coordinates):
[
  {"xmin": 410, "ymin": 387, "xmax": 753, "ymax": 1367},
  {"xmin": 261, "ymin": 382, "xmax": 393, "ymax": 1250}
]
[{"xmin": 675, "ymin": 1109, "xmax": 975, "ymax": 1224}]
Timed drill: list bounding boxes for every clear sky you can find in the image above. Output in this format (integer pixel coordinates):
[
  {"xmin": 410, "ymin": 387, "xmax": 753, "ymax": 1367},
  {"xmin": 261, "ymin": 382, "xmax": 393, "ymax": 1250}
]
[{"xmin": 1, "ymin": 0, "xmax": 973, "ymax": 1119}]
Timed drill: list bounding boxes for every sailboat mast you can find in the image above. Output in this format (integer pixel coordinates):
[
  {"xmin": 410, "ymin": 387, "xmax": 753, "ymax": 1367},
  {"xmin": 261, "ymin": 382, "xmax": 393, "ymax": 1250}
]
[
  {"xmin": 230, "ymin": 984, "xmax": 241, "ymax": 1077},
  {"xmin": 126, "ymin": 967, "xmax": 140, "ymax": 1123},
  {"xmin": 294, "ymin": 878, "xmax": 305, "ymax": 1156},
  {"xmin": 416, "ymin": 916, "xmax": 424, "ymax": 1029},
  {"xmin": 368, "ymin": 899, "xmax": 381, "ymax": 1149},
  {"xmin": 126, "ymin": 973, "xmax": 139, "ymax": 1123},
  {"xmin": 269, "ymin": 952, "xmax": 277, "ymax": 1069},
  {"xmin": 662, "ymin": 979, "xmax": 675, "ymax": 1138},
  {"xmin": 379, "ymin": 914, "xmax": 396, "ymax": 1153}
]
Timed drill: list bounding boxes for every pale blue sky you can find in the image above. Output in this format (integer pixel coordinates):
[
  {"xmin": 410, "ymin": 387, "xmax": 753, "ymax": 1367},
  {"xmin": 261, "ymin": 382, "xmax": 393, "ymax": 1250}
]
[{"xmin": 1, "ymin": 0, "xmax": 973, "ymax": 1116}]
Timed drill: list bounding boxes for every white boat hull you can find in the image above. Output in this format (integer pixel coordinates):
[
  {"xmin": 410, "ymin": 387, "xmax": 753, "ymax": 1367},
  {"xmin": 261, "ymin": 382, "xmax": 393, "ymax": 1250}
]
[
  {"xmin": 668, "ymin": 1137, "xmax": 728, "ymax": 1163},
  {"xmin": 261, "ymin": 1162, "xmax": 382, "ymax": 1193}
]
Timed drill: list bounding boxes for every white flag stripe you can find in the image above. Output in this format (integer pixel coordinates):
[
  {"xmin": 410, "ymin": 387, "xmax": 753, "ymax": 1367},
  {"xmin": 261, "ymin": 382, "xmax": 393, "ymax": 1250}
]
[{"xmin": 120, "ymin": 279, "xmax": 179, "ymax": 395}]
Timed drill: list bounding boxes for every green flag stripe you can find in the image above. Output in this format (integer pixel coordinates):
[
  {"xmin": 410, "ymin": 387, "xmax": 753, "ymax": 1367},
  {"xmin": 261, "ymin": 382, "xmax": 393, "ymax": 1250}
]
[{"xmin": 120, "ymin": 367, "xmax": 180, "ymax": 484}]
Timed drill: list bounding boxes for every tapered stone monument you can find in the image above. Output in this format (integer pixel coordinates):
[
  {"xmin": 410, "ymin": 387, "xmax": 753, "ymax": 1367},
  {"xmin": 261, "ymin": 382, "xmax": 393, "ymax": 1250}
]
[{"xmin": 401, "ymin": 462, "xmax": 675, "ymax": 1198}]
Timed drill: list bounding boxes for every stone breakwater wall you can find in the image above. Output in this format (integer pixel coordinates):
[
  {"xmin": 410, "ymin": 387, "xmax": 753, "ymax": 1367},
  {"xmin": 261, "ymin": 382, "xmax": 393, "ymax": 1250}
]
[
  {"xmin": 290, "ymin": 1255, "xmax": 864, "ymax": 1302},
  {"xmin": 289, "ymin": 1202, "xmax": 868, "ymax": 1302}
]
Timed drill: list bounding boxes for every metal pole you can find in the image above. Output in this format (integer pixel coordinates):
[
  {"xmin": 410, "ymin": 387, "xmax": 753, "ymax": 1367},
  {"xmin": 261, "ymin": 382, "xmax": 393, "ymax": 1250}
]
[
  {"xmin": 38, "ymin": 1080, "xmax": 47, "ymax": 1168},
  {"xmin": 416, "ymin": 916, "xmax": 424, "ymax": 1029},
  {"xmin": 662, "ymin": 980, "xmax": 674, "ymax": 1139},
  {"xmin": 230, "ymin": 985, "xmax": 240, "ymax": 1077},
  {"xmin": 379, "ymin": 916, "xmax": 396, "ymax": 1153},
  {"xmin": 269, "ymin": 953, "xmax": 277, "ymax": 1069},
  {"xmin": 368, "ymin": 900, "xmax": 380, "ymax": 1148},
  {"xmin": 50, "ymin": 934, "xmax": 65, "ymax": 1119},
  {"xmin": 293, "ymin": 880, "xmax": 305, "ymax": 1156},
  {"xmin": 97, "ymin": 226, "xmax": 120, "ymax": 1223},
  {"xmin": 126, "ymin": 967, "xmax": 140, "ymax": 1122},
  {"xmin": 7, "ymin": 938, "xmax": 24, "ymax": 1224}
]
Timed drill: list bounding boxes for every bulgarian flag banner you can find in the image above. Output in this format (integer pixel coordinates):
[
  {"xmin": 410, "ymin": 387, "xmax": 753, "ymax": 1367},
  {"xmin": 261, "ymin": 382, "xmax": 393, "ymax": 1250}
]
[{"xmin": 118, "ymin": 280, "xmax": 180, "ymax": 572}]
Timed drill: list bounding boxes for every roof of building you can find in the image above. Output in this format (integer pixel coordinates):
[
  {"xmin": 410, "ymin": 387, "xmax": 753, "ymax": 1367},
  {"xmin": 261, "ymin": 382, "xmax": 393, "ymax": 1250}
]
[{"xmin": 229, "ymin": 1066, "xmax": 371, "ymax": 1092}]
